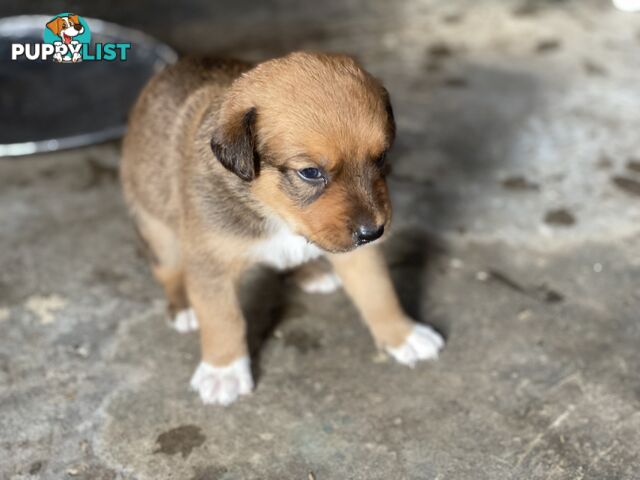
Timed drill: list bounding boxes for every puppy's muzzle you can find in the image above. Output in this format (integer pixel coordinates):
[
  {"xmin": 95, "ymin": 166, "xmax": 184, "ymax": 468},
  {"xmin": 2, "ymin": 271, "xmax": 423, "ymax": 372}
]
[{"xmin": 354, "ymin": 224, "xmax": 384, "ymax": 246}]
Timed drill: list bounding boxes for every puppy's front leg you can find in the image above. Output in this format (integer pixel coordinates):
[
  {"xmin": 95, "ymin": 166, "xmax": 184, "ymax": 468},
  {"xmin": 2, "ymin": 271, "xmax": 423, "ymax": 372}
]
[
  {"xmin": 185, "ymin": 264, "xmax": 253, "ymax": 406},
  {"xmin": 329, "ymin": 245, "xmax": 444, "ymax": 367}
]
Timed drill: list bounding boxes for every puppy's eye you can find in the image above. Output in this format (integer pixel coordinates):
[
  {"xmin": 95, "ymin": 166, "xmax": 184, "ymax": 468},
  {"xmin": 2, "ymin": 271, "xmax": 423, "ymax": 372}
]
[
  {"xmin": 297, "ymin": 167, "xmax": 325, "ymax": 183},
  {"xmin": 375, "ymin": 152, "xmax": 387, "ymax": 168}
]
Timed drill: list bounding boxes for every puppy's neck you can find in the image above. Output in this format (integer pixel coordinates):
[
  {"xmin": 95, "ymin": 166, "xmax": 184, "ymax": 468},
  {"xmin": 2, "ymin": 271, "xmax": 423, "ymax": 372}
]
[{"xmin": 249, "ymin": 215, "xmax": 323, "ymax": 270}]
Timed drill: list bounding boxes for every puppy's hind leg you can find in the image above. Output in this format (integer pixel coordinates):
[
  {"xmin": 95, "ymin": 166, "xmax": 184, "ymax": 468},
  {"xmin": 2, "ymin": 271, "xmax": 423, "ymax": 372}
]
[
  {"xmin": 292, "ymin": 257, "xmax": 342, "ymax": 294},
  {"xmin": 135, "ymin": 210, "xmax": 197, "ymax": 333},
  {"xmin": 153, "ymin": 265, "xmax": 198, "ymax": 333}
]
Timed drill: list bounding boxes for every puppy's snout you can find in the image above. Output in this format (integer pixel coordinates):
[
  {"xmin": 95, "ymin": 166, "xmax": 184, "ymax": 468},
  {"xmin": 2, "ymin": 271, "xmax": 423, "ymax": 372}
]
[
  {"xmin": 74, "ymin": 25, "xmax": 83, "ymax": 32},
  {"xmin": 354, "ymin": 224, "xmax": 384, "ymax": 246}
]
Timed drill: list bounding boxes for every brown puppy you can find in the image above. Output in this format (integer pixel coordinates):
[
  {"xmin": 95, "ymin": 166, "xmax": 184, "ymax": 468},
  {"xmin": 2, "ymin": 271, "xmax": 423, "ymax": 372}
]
[{"xmin": 121, "ymin": 53, "xmax": 444, "ymax": 406}]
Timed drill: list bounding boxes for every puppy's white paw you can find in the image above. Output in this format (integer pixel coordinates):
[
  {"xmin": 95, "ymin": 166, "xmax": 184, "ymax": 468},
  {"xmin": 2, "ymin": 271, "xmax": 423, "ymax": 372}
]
[
  {"xmin": 298, "ymin": 271, "xmax": 342, "ymax": 294},
  {"xmin": 190, "ymin": 357, "xmax": 254, "ymax": 406},
  {"xmin": 386, "ymin": 324, "xmax": 444, "ymax": 368},
  {"xmin": 171, "ymin": 308, "xmax": 199, "ymax": 333}
]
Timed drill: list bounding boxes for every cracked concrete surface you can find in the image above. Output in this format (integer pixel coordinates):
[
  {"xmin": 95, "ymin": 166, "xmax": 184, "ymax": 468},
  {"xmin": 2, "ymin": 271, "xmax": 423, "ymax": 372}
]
[{"xmin": 1, "ymin": 1, "xmax": 640, "ymax": 479}]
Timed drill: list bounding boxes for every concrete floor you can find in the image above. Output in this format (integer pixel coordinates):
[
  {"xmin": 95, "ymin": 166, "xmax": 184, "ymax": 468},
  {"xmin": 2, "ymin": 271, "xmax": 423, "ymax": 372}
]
[{"xmin": 2, "ymin": 1, "xmax": 640, "ymax": 479}]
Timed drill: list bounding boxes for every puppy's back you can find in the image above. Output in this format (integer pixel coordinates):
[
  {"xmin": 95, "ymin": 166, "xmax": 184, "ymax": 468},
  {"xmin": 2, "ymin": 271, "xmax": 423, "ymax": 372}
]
[{"xmin": 121, "ymin": 58, "xmax": 252, "ymax": 224}]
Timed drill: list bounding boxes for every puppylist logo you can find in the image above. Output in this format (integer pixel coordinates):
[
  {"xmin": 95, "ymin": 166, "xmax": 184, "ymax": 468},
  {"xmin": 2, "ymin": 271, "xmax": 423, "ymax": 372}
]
[{"xmin": 11, "ymin": 13, "xmax": 131, "ymax": 63}]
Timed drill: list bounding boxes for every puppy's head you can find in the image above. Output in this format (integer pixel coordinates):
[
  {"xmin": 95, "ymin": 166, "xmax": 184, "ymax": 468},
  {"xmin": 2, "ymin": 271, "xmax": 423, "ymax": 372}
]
[
  {"xmin": 46, "ymin": 15, "xmax": 83, "ymax": 41},
  {"xmin": 211, "ymin": 52, "xmax": 395, "ymax": 253}
]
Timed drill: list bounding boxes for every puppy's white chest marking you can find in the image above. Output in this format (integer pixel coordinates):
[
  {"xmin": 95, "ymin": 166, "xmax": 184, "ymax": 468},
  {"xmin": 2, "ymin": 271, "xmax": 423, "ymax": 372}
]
[{"xmin": 250, "ymin": 223, "xmax": 323, "ymax": 270}]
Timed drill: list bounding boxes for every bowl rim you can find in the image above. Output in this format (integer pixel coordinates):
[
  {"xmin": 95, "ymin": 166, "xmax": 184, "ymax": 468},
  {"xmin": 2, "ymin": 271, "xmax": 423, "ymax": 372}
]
[{"xmin": 0, "ymin": 14, "xmax": 178, "ymax": 158}]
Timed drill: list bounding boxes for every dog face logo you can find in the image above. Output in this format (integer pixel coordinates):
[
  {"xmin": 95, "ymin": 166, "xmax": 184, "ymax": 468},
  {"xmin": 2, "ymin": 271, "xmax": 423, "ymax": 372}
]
[
  {"xmin": 10, "ymin": 13, "xmax": 130, "ymax": 63},
  {"xmin": 43, "ymin": 13, "xmax": 91, "ymax": 63}
]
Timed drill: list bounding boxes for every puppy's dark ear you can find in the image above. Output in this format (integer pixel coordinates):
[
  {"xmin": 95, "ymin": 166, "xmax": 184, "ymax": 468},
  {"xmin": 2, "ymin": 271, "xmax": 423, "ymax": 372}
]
[
  {"xmin": 382, "ymin": 88, "xmax": 396, "ymax": 143},
  {"xmin": 211, "ymin": 107, "xmax": 258, "ymax": 181}
]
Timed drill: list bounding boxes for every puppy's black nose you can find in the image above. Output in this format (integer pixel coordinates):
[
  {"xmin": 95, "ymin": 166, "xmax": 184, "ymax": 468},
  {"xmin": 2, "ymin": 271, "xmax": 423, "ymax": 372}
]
[
  {"xmin": 74, "ymin": 25, "xmax": 83, "ymax": 31},
  {"xmin": 355, "ymin": 225, "xmax": 384, "ymax": 245}
]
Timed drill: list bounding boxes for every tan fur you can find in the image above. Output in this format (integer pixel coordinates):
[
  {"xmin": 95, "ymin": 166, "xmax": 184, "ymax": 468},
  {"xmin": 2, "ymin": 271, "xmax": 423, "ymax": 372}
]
[
  {"xmin": 188, "ymin": 265, "xmax": 247, "ymax": 366},
  {"xmin": 329, "ymin": 246, "xmax": 413, "ymax": 348},
  {"xmin": 121, "ymin": 53, "xmax": 409, "ymax": 375}
]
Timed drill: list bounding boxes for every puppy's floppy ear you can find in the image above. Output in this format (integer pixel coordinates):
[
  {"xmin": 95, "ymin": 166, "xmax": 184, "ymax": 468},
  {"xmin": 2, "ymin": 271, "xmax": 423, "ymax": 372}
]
[
  {"xmin": 46, "ymin": 17, "xmax": 63, "ymax": 36},
  {"xmin": 382, "ymin": 87, "xmax": 396, "ymax": 143},
  {"xmin": 69, "ymin": 15, "xmax": 80, "ymax": 25},
  {"xmin": 211, "ymin": 107, "xmax": 258, "ymax": 181}
]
